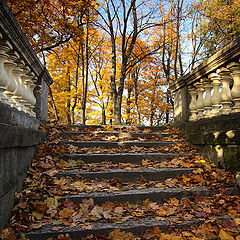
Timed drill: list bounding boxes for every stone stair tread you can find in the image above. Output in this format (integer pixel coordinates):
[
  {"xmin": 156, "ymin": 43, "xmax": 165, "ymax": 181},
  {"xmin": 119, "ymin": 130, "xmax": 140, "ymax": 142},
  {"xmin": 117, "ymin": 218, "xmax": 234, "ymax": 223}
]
[
  {"xmin": 54, "ymin": 168, "xmax": 195, "ymax": 181},
  {"xmin": 67, "ymin": 125, "xmax": 168, "ymax": 131},
  {"xmin": 61, "ymin": 187, "xmax": 231, "ymax": 204},
  {"xmin": 62, "ymin": 131, "xmax": 178, "ymax": 138},
  {"xmin": 19, "ymin": 215, "xmax": 231, "ymax": 240},
  {"xmin": 59, "ymin": 153, "xmax": 193, "ymax": 163},
  {"xmin": 60, "ymin": 141, "xmax": 181, "ymax": 148}
]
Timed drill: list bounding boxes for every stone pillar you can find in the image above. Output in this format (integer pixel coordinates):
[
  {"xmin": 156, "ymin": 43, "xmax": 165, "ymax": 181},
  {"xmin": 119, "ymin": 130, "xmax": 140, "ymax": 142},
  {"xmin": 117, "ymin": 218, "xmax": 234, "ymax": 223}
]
[
  {"xmin": 209, "ymin": 73, "xmax": 222, "ymax": 116},
  {"xmin": 227, "ymin": 62, "xmax": 240, "ymax": 113},
  {"xmin": 4, "ymin": 50, "xmax": 19, "ymax": 108},
  {"xmin": 173, "ymin": 86, "xmax": 189, "ymax": 123},
  {"xmin": 189, "ymin": 86, "xmax": 197, "ymax": 121},
  {"xmin": 217, "ymin": 67, "xmax": 232, "ymax": 114},
  {"xmin": 0, "ymin": 39, "xmax": 11, "ymax": 103},
  {"xmin": 202, "ymin": 77, "xmax": 212, "ymax": 118},
  {"xmin": 194, "ymin": 81, "xmax": 205, "ymax": 119}
]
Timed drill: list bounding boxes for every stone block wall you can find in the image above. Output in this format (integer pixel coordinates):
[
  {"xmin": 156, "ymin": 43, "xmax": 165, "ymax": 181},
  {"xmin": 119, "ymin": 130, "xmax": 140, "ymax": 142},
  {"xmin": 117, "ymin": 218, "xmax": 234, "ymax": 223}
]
[
  {"xmin": 175, "ymin": 112, "xmax": 240, "ymax": 172},
  {"xmin": 0, "ymin": 103, "xmax": 46, "ymax": 230}
]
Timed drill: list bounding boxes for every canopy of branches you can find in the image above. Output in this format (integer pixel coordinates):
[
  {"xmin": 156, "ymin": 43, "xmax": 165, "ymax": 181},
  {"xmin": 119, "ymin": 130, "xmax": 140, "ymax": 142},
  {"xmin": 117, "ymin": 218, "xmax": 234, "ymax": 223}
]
[{"xmin": 7, "ymin": 0, "xmax": 240, "ymax": 125}]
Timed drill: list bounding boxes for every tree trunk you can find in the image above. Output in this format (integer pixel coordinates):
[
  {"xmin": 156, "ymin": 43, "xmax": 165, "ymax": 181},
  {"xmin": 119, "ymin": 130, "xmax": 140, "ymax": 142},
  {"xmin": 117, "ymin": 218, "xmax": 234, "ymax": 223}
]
[
  {"xmin": 113, "ymin": 93, "xmax": 122, "ymax": 125},
  {"xmin": 126, "ymin": 87, "xmax": 132, "ymax": 125},
  {"xmin": 48, "ymin": 85, "xmax": 59, "ymax": 121},
  {"xmin": 102, "ymin": 108, "xmax": 106, "ymax": 125}
]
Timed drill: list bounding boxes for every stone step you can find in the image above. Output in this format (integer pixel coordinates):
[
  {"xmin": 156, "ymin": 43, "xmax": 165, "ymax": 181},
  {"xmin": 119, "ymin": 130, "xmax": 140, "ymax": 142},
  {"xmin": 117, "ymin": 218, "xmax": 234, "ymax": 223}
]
[
  {"xmin": 59, "ymin": 153, "xmax": 191, "ymax": 164},
  {"xmin": 61, "ymin": 141, "xmax": 180, "ymax": 148},
  {"xmin": 68, "ymin": 125, "xmax": 168, "ymax": 132},
  {"xmin": 61, "ymin": 187, "xmax": 229, "ymax": 205},
  {"xmin": 19, "ymin": 215, "xmax": 231, "ymax": 240},
  {"xmin": 62, "ymin": 131, "xmax": 178, "ymax": 139},
  {"xmin": 55, "ymin": 168, "xmax": 195, "ymax": 182}
]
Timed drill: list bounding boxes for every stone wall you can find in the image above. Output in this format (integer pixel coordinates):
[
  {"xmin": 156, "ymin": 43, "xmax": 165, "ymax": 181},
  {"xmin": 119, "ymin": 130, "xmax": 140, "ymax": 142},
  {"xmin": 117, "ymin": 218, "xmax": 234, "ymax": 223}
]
[
  {"xmin": 0, "ymin": 103, "xmax": 46, "ymax": 230},
  {"xmin": 175, "ymin": 112, "xmax": 240, "ymax": 172},
  {"xmin": 0, "ymin": 0, "xmax": 52, "ymax": 231},
  {"xmin": 169, "ymin": 40, "xmax": 240, "ymax": 173}
]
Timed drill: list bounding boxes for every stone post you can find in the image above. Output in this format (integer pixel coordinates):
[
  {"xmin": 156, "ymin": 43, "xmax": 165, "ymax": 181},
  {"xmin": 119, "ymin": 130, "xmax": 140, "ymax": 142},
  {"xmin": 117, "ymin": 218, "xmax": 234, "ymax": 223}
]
[
  {"xmin": 217, "ymin": 67, "xmax": 232, "ymax": 114},
  {"xmin": 202, "ymin": 77, "xmax": 212, "ymax": 118},
  {"xmin": 227, "ymin": 62, "xmax": 240, "ymax": 113},
  {"xmin": 173, "ymin": 86, "xmax": 190, "ymax": 123},
  {"xmin": 194, "ymin": 81, "xmax": 205, "ymax": 119},
  {"xmin": 188, "ymin": 86, "xmax": 197, "ymax": 121},
  {"xmin": 209, "ymin": 73, "xmax": 222, "ymax": 116}
]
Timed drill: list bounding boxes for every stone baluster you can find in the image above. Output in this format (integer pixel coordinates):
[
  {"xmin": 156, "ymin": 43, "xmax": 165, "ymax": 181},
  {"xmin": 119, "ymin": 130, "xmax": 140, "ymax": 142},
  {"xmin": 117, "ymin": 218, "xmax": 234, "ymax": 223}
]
[
  {"xmin": 0, "ymin": 39, "xmax": 11, "ymax": 103},
  {"xmin": 202, "ymin": 77, "xmax": 212, "ymax": 118},
  {"xmin": 12, "ymin": 58, "xmax": 24, "ymax": 111},
  {"xmin": 209, "ymin": 73, "xmax": 222, "ymax": 116},
  {"xmin": 227, "ymin": 62, "xmax": 240, "ymax": 113},
  {"xmin": 26, "ymin": 72, "xmax": 37, "ymax": 117},
  {"xmin": 194, "ymin": 81, "xmax": 205, "ymax": 119},
  {"xmin": 217, "ymin": 67, "xmax": 232, "ymax": 114},
  {"xmin": 21, "ymin": 66, "xmax": 32, "ymax": 114},
  {"xmin": 188, "ymin": 86, "xmax": 198, "ymax": 121},
  {"xmin": 4, "ymin": 50, "xmax": 19, "ymax": 108},
  {"xmin": 19, "ymin": 62, "xmax": 31, "ymax": 113}
]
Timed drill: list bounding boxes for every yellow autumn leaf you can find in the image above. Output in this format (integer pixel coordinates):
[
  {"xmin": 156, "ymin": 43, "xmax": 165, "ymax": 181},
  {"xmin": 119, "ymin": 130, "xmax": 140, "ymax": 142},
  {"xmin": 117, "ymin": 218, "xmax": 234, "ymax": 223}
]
[
  {"xmin": 59, "ymin": 208, "xmax": 74, "ymax": 219},
  {"xmin": 218, "ymin": 229, "xmax": 234, "ymax": 240},
  {"xmin": 156, "ymin": 208, "xmax": 168, "ymax": 216},
  {"xmin": 44, "ymin": 197, "xmax": 59, "ymax": 207},
  {"xmin": 32, "ymin": 211, "xmax": 44, "ymax": 220}
]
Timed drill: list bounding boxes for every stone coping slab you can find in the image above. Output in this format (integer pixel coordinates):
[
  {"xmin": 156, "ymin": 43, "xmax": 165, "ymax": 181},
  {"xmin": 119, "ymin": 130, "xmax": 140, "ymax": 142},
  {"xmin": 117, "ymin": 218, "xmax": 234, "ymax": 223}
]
[{"xmin": 0, "ymin": 123, "xmax": 46, "ymax": 148}]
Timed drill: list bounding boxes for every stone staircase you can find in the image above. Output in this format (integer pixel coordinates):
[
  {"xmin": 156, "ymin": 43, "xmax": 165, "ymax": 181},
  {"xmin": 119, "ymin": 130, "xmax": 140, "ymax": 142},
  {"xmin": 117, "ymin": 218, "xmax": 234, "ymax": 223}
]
[{"xmin": 2, "ymin": 124, "xmax": 239, "ymax": 239}]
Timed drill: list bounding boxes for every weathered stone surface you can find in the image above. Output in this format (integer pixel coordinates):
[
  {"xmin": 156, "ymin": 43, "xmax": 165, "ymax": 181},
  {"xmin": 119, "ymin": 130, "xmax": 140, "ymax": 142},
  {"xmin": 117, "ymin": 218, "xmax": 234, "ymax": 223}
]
[
  {"xmin": 0, "ymin": 103, "xmax": 40, "ymax": 130},
  {"xmin": 0, "ymin": 124, "xmax": 46, "ymax": 230},
  {"xmin": 62, "ymin": 131, "xmax": 176, "ymax": 138},
  {"xmin": 19, "ymin": 217, "xmax": 219, "ymax": 240},
  {"xmin": 55, "ymin": 168, "xmax": 195, "ymax": 182},
  {"xmin": 175, "ymin": 113, "xmax": 240, "ymax": 171},
  {"xmin": 0, "ymin": 123, "xmax": 46, "ymax": 148},
  {"xmin": 61, "ymin": 140, "xmax": 179, "ymax": 148},
  {"xmin": 0, "ymin": 189, "xmax": 15, "ymax": 231},
  {"xmin": 61, "ymin": 187, "xmax": 226, "ymax": 205},
  {"xmin": 60, "ymin": 153, "xmax": 190, "ymax": 163}
]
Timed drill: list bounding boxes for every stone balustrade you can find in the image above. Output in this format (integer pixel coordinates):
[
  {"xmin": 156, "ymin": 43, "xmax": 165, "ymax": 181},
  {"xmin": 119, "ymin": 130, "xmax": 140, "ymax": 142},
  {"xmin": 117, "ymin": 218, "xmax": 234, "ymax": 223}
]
[
  {"xmin": 169, "ymin": 40, "xmax": 240, "ymax": 172},
  {"xmin": 169, "ymin": 41, "xmax": 240, "ymax": 123},
  {"xmin": 0, "ymin": 40, "xmax": 37, "ymax": 116},
  {"xmin": 0, "ymin": 0, "xmax": 53, "ymax": 121}
]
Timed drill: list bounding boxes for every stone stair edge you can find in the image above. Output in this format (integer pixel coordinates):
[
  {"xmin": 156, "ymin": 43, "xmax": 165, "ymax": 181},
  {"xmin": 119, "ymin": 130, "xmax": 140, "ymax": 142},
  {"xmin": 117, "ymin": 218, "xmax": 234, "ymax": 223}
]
[
  {"xmin": 53, "ymin": 168, "xmax": 195, "ymax": 182},
  {"xmin": 58, "ymin": 187, "xmax": 235, "ymax": 205},
  {"xmin": 19, "ymin": 216, "xmax": 231, "ymax": 240}
]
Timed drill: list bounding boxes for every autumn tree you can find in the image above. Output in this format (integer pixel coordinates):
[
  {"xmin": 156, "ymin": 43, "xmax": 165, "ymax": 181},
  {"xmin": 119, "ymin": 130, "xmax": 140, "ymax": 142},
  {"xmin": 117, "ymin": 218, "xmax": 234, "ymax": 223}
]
[
  {"xmin": 90, "ymin": 0, "xmax": 166, "ymax": 125},
  {"xmin": 197, "ymin": 0, "xmax": 240, "ymax": 57},
  {"xmin": 6, "ymin": 0, "xmax": 93, "ymax": 56}
]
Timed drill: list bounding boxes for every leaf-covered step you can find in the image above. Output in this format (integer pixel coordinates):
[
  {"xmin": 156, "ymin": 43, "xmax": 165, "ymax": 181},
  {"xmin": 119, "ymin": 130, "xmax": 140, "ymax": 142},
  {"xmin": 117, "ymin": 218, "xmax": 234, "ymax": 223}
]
[
  {"xmin": 62, "ymin": 187, "xmax": 229, "ymax": 205},
  {"xmin": 55, "ymin": 168, "xmax": 195, "ymax": 182},
  {"xmin": 60, "ymin": 141, "xmax": 180, "ymax": 148},
  {"xmin": 19, "ymin": 216, "xmax": 231, "ymax": 240},
  {"xmin": 66, "ymin": 125, "xmax": 169, "ymax": 132},
  {"xmin": 62, "ymin": 131, "xmax": 178, "ymax": 138},
  {"xmin": 60, "ymin": 153, "xmax": 191, "ymax": 164}
]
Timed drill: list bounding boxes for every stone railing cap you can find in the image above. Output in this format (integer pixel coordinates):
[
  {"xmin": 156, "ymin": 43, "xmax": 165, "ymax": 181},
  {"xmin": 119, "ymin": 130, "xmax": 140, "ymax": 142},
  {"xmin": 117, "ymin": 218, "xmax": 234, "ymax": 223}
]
[{"xmin": 169, "ymin": 40, "xmax": 240, "ymax": 92}]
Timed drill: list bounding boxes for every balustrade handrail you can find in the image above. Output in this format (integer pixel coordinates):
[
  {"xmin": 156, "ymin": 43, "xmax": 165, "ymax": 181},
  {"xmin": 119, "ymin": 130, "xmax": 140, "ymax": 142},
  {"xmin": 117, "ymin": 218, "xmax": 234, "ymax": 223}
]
[
  {"xmin": 169, "ymin": 40, "xmax": 240, "ymax": 93},
  {"xmin": 169, "ymin": 40, "xmax": 240, "ymax": 122},
  {"xmin": 0, "ymin": 0, "xmax": 53, "ymax": 118}
]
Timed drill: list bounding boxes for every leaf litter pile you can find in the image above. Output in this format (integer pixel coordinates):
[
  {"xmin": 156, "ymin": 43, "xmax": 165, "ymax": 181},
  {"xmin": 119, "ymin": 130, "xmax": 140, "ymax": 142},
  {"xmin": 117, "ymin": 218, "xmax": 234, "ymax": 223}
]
[{"xmin": 0, "ymin": 124, "xmax": 240, "ymax": 240}]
